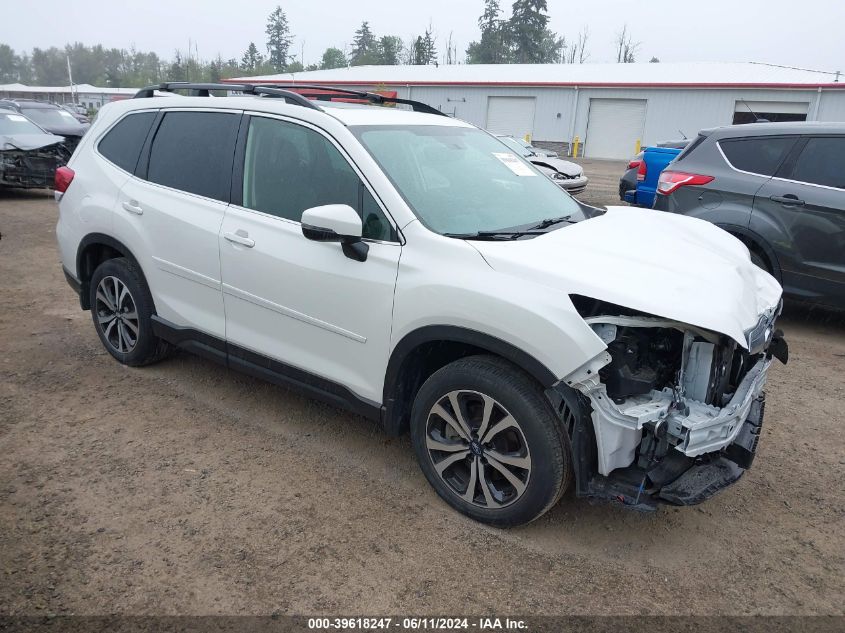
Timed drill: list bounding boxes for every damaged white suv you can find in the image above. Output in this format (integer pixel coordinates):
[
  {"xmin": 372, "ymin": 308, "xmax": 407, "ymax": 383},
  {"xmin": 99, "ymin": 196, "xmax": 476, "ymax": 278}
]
[{"xmin": 55, "ymin": 83, "xmax": 788, "ymax": 526}]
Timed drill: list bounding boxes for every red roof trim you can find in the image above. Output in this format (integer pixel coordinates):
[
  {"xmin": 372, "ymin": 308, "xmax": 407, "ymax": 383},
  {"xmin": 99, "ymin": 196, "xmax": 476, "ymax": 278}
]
[{"xmin": 223, "ymin": 78, "xmax": 845, "ymax": 90}]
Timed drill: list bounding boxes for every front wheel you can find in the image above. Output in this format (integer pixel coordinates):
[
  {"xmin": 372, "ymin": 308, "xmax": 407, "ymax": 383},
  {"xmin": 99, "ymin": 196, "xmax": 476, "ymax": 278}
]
[{"xmin": 411, "ymin": 356, "xmax": 572, "ymax": 527}]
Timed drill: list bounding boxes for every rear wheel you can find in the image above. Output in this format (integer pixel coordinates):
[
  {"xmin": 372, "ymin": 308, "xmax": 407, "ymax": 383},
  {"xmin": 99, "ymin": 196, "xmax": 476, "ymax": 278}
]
[
  {"xmin": 89, "ymin": 257, "xmax": 171, "ymax": 366},
  {"xmin": 411, "ymin": 355, "xmax": 571, "ymax": 527}
]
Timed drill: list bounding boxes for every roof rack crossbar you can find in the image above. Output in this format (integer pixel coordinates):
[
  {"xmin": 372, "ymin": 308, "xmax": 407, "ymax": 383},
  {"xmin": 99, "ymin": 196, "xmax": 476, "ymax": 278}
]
[
  {"xmin": 132, "ymin": 81, "xmax": 444, "ymax": 116},
  {"xmin": 132, "ymin": 82, "xmax": 320, "ymax": 111},
  {"xmin": 275, "ymin": 84, "xmax": 446, "ymax": 116}
]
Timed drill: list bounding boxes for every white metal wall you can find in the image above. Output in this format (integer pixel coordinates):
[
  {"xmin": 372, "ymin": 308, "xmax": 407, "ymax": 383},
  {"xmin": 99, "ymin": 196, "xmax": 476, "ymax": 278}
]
[{"xmin": 332, "ymin": 83, "xmax": 845, "ymax": 153}]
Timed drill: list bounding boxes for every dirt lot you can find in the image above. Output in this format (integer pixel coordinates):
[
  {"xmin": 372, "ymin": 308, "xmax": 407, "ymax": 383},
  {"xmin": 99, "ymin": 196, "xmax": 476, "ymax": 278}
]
[{"xmin": 1, "ymin": 162, "xmax": 843, "ymax": 616}]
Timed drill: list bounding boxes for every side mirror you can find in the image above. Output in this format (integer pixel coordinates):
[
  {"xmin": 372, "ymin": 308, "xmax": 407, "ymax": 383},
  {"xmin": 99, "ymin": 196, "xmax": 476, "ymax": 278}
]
[{"xmin": 301, "ymin": 204, "xmax": 368, "ymax": 262}]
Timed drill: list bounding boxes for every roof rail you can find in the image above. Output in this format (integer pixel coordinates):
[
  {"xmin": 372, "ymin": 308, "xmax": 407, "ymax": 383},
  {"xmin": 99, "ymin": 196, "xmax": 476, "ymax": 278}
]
[
  {"xmin": 132, "ymin": 81, "xmax": 446, "ymax": 116},
  {"xmin": 132, "ymin": 82, "xmax": 320, "ymax": 111},
  {"xmin": 272, "ymin": 84, "xmax": 447, "ymax": 116}
]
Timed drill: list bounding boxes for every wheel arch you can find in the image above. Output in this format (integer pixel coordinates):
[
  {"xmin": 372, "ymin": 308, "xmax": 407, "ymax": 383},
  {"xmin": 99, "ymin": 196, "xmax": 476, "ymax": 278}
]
[
  {"xmin": 717, "ymin": 223, "xmax": 783, "ymax": 283},
  {"xmin": 75, "ymin": 233, "xmax": 147, "ymax": 310},
  {"xmin": 381, "ymin": 325, "xmax": 558, "ymax": 436}
]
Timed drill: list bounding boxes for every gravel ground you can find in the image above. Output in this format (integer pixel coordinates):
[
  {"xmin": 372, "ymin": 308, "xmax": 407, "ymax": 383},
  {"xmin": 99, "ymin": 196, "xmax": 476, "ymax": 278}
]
[{"xmin": 1, "ymin": 166, "xmax": 843, "ymax": 616}]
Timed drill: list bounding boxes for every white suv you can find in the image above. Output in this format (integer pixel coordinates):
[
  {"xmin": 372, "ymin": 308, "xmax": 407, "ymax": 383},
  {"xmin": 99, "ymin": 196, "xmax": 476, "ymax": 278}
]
[{"xmin": 55, "ymin": 83, "xmax": 788, "ymax": 526}]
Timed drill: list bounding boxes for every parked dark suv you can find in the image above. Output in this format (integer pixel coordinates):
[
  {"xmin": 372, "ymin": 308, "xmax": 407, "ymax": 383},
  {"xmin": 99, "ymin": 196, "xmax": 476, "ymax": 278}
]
[{"xmin": 654, "ymin": 122, "xmax": 845, "ymax": 310}]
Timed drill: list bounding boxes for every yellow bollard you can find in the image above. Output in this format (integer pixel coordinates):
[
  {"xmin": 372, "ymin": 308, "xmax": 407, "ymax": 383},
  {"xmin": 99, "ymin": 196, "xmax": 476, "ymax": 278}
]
[
  {"xmin": 572, "ymin": 136, "xmax": 581, "ymax": 158},
  {"xmin": 524, "ymin": 133, "xmax": 532, "ymax": 144},
  {"xmin": 635, "ymin": 139, "xmax": 642, "ymax": 154}
]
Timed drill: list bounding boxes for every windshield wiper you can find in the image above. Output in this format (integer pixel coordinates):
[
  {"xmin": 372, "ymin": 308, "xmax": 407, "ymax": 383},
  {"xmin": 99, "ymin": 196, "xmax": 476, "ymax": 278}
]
[
  {"xmin": 444, "ymin": 230, "xmax": 546, "ymax": 241},
  {"xmin": 526, "ymin": 215, "xmax": 574, "ymax": 230}
]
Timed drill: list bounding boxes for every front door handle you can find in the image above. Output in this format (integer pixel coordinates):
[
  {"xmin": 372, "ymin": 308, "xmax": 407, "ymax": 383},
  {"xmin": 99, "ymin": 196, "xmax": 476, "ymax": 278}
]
[
  {"xmin": 770, "ymin": 195, "xmax": 805, "ymax": 207},
  {"xmin": 224, "ymin": 231, "xmax": 255, "ymax": 248},
  {"xmin": 122, "ymin": 200, "xmax": 143, "ymax": 215}
]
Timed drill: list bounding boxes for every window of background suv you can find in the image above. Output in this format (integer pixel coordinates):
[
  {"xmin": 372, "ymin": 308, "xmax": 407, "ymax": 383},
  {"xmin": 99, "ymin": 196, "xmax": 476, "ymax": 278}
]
[
  {"xmin": 719, "ymin": 136, "xmax": 798, "ymax": 176},
  {"xmin": 789, "ymin": 137, "xmax": 845, "ymax": 189},
  {"xmin": 97, "ymin": 111, "xmax": 156, "ymax": 173},
  {"xmin": 146, "ymin": 111, "xmax": 240, "ymax": 202},
  {"xmin": 240, "ymin": 116, "xmax": 394, "ymax": 241}
]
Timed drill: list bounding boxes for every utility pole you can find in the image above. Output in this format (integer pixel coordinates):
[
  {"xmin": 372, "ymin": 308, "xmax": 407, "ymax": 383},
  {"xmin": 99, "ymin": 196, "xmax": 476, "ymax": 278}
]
[{"xmin": 66, "ymin": 55, "xmax": 75, "ymax": 104}]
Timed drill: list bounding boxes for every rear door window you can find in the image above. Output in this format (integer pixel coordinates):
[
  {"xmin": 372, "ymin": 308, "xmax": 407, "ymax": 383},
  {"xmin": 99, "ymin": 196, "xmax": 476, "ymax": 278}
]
[
  {"xmin": 788, "ymin": 137, "xmax": 845, "ymax": 189},
  {"xmin": 719, "ymin": 136, "xmax": 797, "ymax": 176},
  {"xmin": 146, "ymin": 111, "xmax": 240, "ymax": 202},
  {"xmin": 97, "ymin": 112, "xmax": 156, "ymax": 173}
]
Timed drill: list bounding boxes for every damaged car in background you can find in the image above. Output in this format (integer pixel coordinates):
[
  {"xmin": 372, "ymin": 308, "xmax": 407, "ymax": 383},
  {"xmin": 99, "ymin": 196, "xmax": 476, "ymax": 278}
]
[{"xmin": 0, "ymin": 110, "xmax": 70, "ymax": 189}]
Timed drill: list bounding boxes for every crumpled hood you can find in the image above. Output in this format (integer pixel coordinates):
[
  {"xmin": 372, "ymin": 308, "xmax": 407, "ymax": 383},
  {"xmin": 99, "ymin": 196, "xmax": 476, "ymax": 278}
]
[
  {"xmin": 0, "ymin": 133, "xmax": 65, "ymax": 151},
  {"xmin": 530, "ymin": 157, "xmax": 583, "ymax": 177},
  {"xmin": 471, "ymin": 206, "xmax": 783, "ymax": 347}
]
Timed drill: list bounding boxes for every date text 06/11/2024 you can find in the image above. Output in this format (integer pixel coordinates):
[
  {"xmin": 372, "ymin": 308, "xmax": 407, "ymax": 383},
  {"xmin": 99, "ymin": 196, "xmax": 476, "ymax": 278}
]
[{"xmin": 307, "ymin": 617, "xmax": 529, "ymax": 630}]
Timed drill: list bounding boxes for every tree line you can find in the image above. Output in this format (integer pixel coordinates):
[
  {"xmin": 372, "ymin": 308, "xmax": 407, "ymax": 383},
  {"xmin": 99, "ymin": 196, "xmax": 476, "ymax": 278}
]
[{"xmin": 0, "ymin": 1, "xmax": 655, "ymax": 88}]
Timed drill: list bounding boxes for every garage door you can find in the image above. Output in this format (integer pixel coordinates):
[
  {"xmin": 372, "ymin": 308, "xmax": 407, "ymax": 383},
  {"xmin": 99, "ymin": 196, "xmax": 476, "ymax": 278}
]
[
  {"xmin": 585, "ymin": 98, "xmax": 647, "ymax": 159},
  {"xmin": 486, "ymin": 97, "xmax": 536, "ymax": 138}
]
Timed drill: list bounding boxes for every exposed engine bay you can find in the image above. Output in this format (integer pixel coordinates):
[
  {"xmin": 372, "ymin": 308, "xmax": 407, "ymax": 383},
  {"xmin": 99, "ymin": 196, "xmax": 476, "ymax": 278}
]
[
  {"xmin": 558, "ymin": 297, "xmax": 788, "ymax": 509},
  {"xmin": 0, "ymin": 143, "xmax": 71, "ymax": 188}
]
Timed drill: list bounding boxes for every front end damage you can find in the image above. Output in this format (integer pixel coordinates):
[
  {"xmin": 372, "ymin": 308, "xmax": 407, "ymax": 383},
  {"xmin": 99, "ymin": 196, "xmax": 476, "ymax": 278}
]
[
  {"xmin": 554, "ymin": 300, "xmax": 788, "ymax": 510},
  {"xmin": 0, "ymin": 137, "xmax": 71, "ymax": 189}
]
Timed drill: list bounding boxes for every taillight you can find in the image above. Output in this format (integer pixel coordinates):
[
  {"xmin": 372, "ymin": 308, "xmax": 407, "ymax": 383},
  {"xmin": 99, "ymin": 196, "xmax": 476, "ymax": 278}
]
[
  {"xmin": 636, "ymin": 160, "xmax": 647, "ymax": 182},
  {"xmin": 657, "ymin": 170, "xmax": 714, "ymax": 195},
  {"xmin": 55, "ymin": 166, "xmax": 75, "ymax": 192},
  {"xmin": 627, "ymin": 159, "xmax": 642, "ymax": 170},
  {"xmin": 54, "ymin": 166, "xmax": 75, "ymax": 200}
]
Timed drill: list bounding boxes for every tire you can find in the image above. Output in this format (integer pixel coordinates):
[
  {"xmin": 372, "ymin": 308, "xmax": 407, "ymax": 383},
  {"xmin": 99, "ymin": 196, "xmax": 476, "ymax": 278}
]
[
  {"xmin": 88, "ymin": 257, "xmax": 172, "ymax": 367},
  {"xmin": 410, "ymin": 355, "xmax": 572, "ymax": 527}
]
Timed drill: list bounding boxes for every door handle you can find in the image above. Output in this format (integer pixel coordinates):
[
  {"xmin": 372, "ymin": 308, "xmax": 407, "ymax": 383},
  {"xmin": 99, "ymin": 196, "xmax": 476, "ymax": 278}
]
[
  {"xmin": 769, "ymin": 195, "xmax": 805, "ymax": 207},
  {"xmin": 122, "ymin": 200, "xmax": 143, "ymax": 215},
  {"xmin": 224, "ymin": 231, "xmax": 255, "ymax": 248}
]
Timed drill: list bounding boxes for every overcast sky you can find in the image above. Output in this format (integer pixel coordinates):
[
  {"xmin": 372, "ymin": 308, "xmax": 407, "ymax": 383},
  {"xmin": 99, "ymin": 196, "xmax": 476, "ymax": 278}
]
[{"xmin": 6, "ymin": 0, "xmax": 844, "ymax": 73}]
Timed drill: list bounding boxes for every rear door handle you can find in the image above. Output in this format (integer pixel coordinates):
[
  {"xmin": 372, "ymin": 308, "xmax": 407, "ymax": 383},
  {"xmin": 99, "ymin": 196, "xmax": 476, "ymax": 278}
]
[
  {"xmin": 769, "ymin": 195, "xmax": 805, "ymax": 207},
  {"xmin": 122, "ymin": 200, "xmax": 143, "ymax": 215},
  {"xmin": 224, "ymin": 231, "xmax": 255, "ymax": 248}
]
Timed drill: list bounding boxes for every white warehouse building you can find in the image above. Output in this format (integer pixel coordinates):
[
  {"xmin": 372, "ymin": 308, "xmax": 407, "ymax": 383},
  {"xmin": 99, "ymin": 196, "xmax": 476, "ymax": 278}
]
[{"xmin": 234, "ymin": 62, "xmax": 845, "ymax": 159}]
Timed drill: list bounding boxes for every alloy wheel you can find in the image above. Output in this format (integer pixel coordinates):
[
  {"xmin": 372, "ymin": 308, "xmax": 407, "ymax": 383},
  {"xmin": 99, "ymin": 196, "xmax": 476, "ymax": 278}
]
[
  {"xmin": 425, "ymin": 390, "xmax": 532, "ymax": 508},
  {"xmin": 95, "ymin": 276, "xmax": 140, "ymax": 354}
]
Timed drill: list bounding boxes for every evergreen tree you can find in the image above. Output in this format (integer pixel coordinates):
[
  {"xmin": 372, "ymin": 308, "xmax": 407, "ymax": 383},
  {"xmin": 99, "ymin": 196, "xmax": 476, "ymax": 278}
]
[
  {"xmin": 265, "ymin": 6, "xmax": 293, "ymax": 71},
  {"xmin": 467, "ymin": 0, "xmax": 509, "ymax": 64},
  {"xmin": 508, "ymin": 0, "xmax": 559, "ymax": 63},
  {"xmin": 411, "ymin": 28, "xmax": 437, "ymax": 65},
  {"xmin": 350, "ymin": 22, "xmax": 379, "ymax": 65},
  {"xmin": 241, "ymin": 42, "xmax": 263, "ymax": 72}
]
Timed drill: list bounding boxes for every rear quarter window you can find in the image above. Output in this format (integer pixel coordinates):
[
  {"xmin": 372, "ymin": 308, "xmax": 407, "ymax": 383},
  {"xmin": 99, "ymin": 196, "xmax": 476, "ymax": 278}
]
[
  {"xmin": 98, "ymin": 112, "xmax": 157, "ymax": 173},
  {"xmin": 718, "ymin": 136, "xmax": 797, "ymax": 176},
  {"xmin": 789, "ymin": 137, "xmax": 845, "ymax": 189}
]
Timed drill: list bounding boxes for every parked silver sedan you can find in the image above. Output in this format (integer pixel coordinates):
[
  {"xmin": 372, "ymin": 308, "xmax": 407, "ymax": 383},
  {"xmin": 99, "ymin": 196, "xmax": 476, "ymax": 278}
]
[{"xmin": 496, "ymin": 135, "xmax": 588, "ymax": 195}]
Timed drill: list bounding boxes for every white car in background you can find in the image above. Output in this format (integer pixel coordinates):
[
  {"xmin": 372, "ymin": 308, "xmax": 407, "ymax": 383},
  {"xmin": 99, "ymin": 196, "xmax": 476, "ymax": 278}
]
[
  {"xmin": 55, "ymin": 82, "xmax": 787, "ymax": 526},
  {"xmin": 496, "ymin": 135, "xmax": 588, "ymax": 195}
]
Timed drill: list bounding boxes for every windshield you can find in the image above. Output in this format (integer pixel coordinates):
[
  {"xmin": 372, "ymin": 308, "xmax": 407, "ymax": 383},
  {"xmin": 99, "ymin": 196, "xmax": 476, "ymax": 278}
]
[
  {"xmin": 20, "ymin": 107, "xmax": 78, "ymax": 127},
  {"xmin": 353, "ymin": 125, "xmax": 590, "ymax": 236},
  {"xmin": 0, "ymin": 112, "xmax": 45, "ymax": 135}
]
